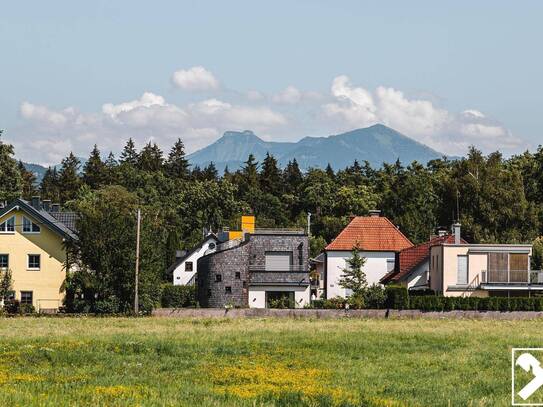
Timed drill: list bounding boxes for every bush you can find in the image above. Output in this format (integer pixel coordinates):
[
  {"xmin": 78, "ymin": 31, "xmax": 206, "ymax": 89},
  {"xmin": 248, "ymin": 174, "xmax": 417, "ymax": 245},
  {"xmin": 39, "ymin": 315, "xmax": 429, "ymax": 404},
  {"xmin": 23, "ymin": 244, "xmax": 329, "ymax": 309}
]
[
  {"xmin": 94, "ymin": 296, "xmax": 121, "ymax": 314},
  {"xmin": 406, "ymin": 295, "xmax": 543, "ymax": 312},
  {"xmin": 347, "ymin": 294, "xmax": 365, "ymax": 309},
  {"xmin": 364, "ymin": 284, "xmax": 386, "ymax": 309},
  {"xmin": 409, "ymin": 289, "xmax": 436, "ymax": 297},
  {"xmin": 310, "ymin": 297, "xmax": 347, "ymax": 309},
  {"xmin": 385, "ymin": 285, "xmax": 409, "ymax": 310},
  {"xmin": 3, "ymin": 299, "xmax": 35, "ymax": 315},
  {"xmin": 161, "ymin": 284, "xmax": 197, "ymax": 308}
]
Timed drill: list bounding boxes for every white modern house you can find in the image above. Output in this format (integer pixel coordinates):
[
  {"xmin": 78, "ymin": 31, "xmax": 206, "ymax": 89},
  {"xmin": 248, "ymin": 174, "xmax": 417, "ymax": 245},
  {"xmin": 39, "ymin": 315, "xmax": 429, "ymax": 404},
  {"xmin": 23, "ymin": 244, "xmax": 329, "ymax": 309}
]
[
  {"xmin": 322, "ymin": 211, "xmax": 413, "ymax": 299},
  {"xmin": 169, "ymin": 234, "xmax": 219, "ymax": 286}
]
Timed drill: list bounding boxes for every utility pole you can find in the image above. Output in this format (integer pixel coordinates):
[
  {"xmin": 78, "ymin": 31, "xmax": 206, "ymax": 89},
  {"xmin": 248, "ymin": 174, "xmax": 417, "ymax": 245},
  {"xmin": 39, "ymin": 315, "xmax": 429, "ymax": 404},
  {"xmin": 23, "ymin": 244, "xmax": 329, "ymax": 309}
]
[
  {"xmin": 134, "ymin": 208, "xmax": 141, "ymax": 315},
  {"xmin": 307, "ymin": 212, "xmax": 311, "ymax": 237}
]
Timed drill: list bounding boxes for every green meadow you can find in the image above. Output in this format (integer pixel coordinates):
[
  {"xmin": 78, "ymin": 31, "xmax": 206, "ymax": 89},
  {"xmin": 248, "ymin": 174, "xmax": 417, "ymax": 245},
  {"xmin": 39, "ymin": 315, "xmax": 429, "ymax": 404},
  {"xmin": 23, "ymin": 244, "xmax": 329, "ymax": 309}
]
[{"xmin": 0, "ymin": 317, "xmax": 540, "ymax": 406}]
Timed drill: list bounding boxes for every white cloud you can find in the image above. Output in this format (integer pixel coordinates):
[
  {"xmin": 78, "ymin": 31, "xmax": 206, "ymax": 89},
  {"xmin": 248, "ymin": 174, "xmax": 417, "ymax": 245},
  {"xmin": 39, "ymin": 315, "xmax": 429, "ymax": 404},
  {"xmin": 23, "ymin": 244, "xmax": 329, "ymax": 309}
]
[
  {"xmin": 272, "ymin": 86, "xmax": 302, "ymax": 104},
  {"xmin": 322, "ymin": 75, "xmax": 522, "ymax": 154},
  {"xmin": 171, "ymin": 66, "xmax": 219, "ymax": 91}
]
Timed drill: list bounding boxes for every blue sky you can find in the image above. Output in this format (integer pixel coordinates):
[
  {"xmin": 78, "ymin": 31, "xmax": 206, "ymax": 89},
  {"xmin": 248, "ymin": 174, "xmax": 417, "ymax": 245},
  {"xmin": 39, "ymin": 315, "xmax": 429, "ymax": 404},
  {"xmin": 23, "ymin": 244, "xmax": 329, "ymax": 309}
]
[{"xmin": 1, "ymin": 1, "xmax": 542, "ymax": 164}]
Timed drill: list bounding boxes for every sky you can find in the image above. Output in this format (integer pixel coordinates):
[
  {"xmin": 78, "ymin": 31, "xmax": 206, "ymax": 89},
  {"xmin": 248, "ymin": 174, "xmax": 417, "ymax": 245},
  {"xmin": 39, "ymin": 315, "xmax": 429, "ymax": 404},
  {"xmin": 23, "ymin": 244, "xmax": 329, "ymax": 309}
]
[{"xmin": 1, "ymin": 0, "xmax": 543, "ymax": 165}]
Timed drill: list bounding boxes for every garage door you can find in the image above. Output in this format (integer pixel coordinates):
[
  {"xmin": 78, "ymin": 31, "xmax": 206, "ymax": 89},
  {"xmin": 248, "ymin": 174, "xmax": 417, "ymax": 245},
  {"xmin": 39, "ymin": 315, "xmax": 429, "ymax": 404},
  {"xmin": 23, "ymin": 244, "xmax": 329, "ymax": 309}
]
[{"xmin": 265, "ymin": 252, "xmax": 292, "ymax": 271}]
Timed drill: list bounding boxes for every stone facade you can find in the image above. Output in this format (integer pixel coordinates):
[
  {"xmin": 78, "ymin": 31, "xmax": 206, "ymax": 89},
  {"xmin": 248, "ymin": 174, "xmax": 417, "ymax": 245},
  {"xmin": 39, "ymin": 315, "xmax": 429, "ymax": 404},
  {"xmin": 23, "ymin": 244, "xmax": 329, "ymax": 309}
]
[{"xmin": 197, "ymin": 231, "xmax": 309, "ymax": 308}]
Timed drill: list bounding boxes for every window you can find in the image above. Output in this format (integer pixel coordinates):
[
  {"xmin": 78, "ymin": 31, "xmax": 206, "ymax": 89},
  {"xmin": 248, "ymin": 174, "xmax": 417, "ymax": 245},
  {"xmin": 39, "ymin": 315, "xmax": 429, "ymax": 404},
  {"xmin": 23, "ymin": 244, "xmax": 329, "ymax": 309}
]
[
  {"xmin": 0, "ymin": 216, "xmax": 15, "ymax": 233},
  {"xmin": 235, "ymin": 272, "xmax": 241, "ymax": 279},
  {"xmin": 225, "ymin": 286, "xmax": 232, "ymax": 294},
  {"xmin": 22, "ymin": 217, "xmax": 41, "ymax": 233},
  {"xmin": 457, "ymin": 255, "xmax": 468, "ymax": 285},
  {"xmin": 207, "ymin": 289, "xmax": 212, "ymax": 297},
  {"xmin": 0, "ymin": 254, "xmax": 8, "ymax": 269},
  {"xmin": 28, "ymin": 254, "xmax": 40, "ymax": 270},
  {"xmin": 20, "ymin": 291, "xmax": 33, "ymax": 305},
  {"xmin": 265, "ymin": 252, "xmax": 292, "ymax": 271},
  {"xmin": 185, "ymin": 261, "xmax": 193, "ymax": 272},
  {"xmin": 208, "ymin": 242, "xmax": 216, "ymax": 250},
  {"xmin": 243, "ymin": 281, "xmax": 247, "ymax": 288},
  {"xmin": 215, "ymin": 274, "xmax": 222, "ymax": 282}
]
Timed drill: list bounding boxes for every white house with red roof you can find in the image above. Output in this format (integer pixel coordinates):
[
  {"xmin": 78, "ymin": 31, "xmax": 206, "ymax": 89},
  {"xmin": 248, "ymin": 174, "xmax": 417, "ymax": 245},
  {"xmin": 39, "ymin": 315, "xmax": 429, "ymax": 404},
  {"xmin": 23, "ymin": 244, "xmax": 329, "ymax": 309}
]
[
  {"xmin": 380, "ymin": 228, "xmax": 467, "ymax": 290},
  {"xmin": 321, "ymin": 210, "xmax": 413, "ymax": 299}
]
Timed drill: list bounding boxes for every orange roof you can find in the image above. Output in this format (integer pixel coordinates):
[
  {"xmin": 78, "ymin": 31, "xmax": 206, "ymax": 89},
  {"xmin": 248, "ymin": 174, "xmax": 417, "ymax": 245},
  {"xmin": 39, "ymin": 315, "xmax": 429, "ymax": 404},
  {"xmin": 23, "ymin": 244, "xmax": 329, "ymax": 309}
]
[
  {"xmin": 325, "ymin": 216, "xmax": 413, "ymax": 252},
  {"xmin": 380, "ymin": 234, "xmax": 467, "ymax": 284}
]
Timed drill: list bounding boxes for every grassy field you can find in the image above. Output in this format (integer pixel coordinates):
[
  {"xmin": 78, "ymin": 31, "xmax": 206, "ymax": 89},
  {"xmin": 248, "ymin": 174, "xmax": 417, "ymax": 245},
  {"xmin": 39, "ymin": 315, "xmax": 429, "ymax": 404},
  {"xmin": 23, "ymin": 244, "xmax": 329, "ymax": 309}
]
[{"xmin": 0, "ymin": 317, "xmax": 541, "ymax": 406}]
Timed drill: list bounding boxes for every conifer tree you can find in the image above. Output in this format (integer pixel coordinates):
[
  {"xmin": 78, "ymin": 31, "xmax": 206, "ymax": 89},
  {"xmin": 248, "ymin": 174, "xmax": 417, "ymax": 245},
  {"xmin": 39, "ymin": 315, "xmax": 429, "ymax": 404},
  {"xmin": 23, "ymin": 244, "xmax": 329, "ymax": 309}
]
[
  {"xmin": 18, "ymin": 161, "xmax": 37, "ymax": 200},
  {"xmin": 138, "ymin": 142, "xmax": 163, "ymax": 172},
  {"xmin": 202, "ymin": 162, "xmax": 218, "ymax": 181},
  {"xmin": 57, "ymin": 152, "xmax": 82, "ymax": 203},
  {"xmin": 338, "ymin": 244, "xmax": 367, "ymax": 300},
  {"xmin": 119, "ymin": 138, "xmax": 138, "ymax": 166},
  {"xmin": 83, "ymin": 145, "xmax": 106, "ymax": 189},
  {"xmin": 283, "ymin": 159, "xmax": 303, "ymax": 195},
  {"xmin": 104, "ymin": 151, "xmax": 118, "ymax": 185},
  {"xmin": 260, "ymin": 153, "xmax": 282, "ymax": 195},
  {"xmin": 165, "ymin": 138, "xmax": 189, "ymax": 180},
  {"xmin": 0, "ymin": 131, "xmax": 22, "ymax": 202},
  {"xmin": 40, "ymin": 167, "xmax": 60, "ymax": 201}
]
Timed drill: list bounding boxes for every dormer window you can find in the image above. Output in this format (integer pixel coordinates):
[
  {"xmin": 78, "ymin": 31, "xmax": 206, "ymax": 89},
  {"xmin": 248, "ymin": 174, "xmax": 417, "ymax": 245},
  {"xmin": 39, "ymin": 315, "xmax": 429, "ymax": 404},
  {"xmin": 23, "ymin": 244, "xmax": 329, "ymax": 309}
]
[
  {"xmin": 0, "ymin": 216, "xmax": 15, "ymax": 233},
  {"xmin": 22, "ymin": 217, "xmax": 41, "ymax": 233}
]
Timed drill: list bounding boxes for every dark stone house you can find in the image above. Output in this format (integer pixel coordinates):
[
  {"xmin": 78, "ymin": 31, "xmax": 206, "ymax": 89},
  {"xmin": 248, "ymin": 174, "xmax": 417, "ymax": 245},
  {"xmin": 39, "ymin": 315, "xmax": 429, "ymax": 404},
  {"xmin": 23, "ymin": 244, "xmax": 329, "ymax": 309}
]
[{"xmin": 197, "ymin": 229, "xmax": 309, "ymax": 308}]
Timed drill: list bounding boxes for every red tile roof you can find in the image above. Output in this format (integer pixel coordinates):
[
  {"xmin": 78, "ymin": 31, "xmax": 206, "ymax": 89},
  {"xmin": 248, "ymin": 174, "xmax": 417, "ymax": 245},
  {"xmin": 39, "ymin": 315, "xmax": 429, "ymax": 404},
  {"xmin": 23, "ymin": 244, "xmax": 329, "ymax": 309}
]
[
  {"xmin": 380, "ymin": 234, "xmax": 467, "ymax": 284},
  {"xmin": 325, "ymin": 216, "xmax": 413, "ymax": 252}
]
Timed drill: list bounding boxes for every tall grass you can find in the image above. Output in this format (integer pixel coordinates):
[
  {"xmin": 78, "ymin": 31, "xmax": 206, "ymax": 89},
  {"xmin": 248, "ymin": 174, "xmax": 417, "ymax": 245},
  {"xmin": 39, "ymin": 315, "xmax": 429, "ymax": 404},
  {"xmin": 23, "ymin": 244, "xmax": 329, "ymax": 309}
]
[{"xmin": 0, "ymin": 317, "xmax": 538, "ymax": 406}]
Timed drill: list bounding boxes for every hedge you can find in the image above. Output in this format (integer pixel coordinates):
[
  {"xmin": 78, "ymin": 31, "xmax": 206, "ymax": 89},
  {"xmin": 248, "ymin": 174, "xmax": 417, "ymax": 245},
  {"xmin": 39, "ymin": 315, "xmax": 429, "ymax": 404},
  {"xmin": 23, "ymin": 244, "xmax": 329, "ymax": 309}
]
[
  {"xmin": 385, "ymin": 285, "xmax": 409, "ymax": 310},
  {"xmin": 161, "ymin": 284, "xmax": 197, "ymax": 308},
  {"xmin": 408, "ymin": 296, "xmax": 543, "ymax": 312}
]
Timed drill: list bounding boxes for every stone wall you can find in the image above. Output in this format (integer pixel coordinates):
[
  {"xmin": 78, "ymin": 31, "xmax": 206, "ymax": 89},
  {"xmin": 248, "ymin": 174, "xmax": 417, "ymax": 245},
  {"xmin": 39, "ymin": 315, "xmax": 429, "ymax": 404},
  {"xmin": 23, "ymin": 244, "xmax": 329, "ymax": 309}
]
[{"xmin": 197, "ymin": 243, "xmax": 250, "ymax": 308}]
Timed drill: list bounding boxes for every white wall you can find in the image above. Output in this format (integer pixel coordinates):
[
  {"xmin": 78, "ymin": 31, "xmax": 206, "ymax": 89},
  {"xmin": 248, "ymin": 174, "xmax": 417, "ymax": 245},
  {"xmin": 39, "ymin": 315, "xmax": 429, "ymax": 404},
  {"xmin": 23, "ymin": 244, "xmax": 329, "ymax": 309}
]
[
  {"xmin": 173, "ymin": 238, "xmax": 217, "ymax": 285},
  {"xmin": 248, "ymin": 285, "xmax": 310, "ymax": 308},
  {"xmin": 326, "ymin": 251, "xmax": 395, "ymax": 298},
  {"xmin": 405, "ymin": 260, "xmax": 429, "ymax": 289}
]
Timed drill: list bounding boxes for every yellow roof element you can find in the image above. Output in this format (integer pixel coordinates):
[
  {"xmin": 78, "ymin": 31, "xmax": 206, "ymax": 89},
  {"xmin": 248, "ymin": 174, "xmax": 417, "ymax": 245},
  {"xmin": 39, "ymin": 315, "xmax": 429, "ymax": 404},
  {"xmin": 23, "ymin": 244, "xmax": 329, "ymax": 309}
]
[{"xmin": 228, "ymin": 215, "xmax": 255, "ymax": 240}]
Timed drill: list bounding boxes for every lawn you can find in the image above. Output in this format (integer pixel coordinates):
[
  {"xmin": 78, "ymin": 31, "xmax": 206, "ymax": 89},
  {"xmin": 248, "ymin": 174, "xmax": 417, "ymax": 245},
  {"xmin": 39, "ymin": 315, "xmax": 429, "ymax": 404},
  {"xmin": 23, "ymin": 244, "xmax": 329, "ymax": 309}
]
[{"xmin": 0, "ymin": 317, "xmax": 540, "ymax": 406}]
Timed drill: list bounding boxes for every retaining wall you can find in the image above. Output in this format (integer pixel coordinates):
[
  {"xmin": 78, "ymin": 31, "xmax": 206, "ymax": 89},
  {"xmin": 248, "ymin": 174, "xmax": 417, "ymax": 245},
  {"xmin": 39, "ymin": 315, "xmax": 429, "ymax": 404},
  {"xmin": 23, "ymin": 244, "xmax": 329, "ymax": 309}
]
[{"xmin": 152, "ymin": 308, "xmax": 543, "ymax": 320}]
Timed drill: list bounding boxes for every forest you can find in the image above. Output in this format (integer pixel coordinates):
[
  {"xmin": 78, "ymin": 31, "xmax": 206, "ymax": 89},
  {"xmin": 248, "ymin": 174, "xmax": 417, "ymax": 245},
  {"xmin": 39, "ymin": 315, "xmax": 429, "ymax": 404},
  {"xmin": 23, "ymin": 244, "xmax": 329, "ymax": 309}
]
[{"xmin": 2, "ymin": 130, "xmax": 543, "ymax": 311}]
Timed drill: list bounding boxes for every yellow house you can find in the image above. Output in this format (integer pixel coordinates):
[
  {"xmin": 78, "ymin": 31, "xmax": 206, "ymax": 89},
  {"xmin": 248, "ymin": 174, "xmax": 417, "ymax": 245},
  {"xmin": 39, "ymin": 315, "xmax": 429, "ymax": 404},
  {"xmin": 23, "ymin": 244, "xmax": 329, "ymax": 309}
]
[{"xmin": 0, "ymin": 197, "xmax": 77, "ymax": 311}]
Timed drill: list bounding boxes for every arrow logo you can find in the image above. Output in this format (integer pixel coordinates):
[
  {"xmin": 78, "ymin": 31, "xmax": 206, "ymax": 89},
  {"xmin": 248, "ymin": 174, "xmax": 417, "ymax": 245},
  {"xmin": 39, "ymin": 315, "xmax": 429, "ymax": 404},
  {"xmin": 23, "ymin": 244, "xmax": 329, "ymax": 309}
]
[{"xmin": 516, "ymin": 353, "xmax": 543, "ymax": 400}]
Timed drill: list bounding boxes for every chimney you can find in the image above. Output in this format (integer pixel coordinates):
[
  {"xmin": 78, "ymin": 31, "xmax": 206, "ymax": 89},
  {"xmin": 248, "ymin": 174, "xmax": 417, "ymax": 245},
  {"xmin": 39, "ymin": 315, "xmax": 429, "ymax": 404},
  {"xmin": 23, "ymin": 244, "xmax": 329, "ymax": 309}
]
[
  {"xmin": 452, "ymin": 223, "xmax": 461, "ymax": 244},
  {"xmin": 31, "ymin": 196, "xmax": 41, "ymax": 210},
  {"xmin": 437, "ymin": 228, "xmax": 447, "ymax": 237},
  {"xmin": 51, "ymin": 203, "xmax": 60, "ymax": 212},
  {"xmin": 175, "ymin": 250, "xmax": 187, "ymax": 260},
  {"xmin": 368, "ymin": 210, "xmax": 381, "ymax": 217},
  {"xmin": 42, "ymin": 199, "xmax": 51, "ymax": 212}
]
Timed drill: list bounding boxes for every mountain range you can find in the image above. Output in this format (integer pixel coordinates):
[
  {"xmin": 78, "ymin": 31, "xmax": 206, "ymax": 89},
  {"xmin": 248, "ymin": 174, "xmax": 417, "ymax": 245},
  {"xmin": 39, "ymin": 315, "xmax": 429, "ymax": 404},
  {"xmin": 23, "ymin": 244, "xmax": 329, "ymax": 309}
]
[
  {"xmin": 187, "ymin": 124, "xmax": 445, "ymax": 172},
  {"xmin": 22, "ymin": 124, "xmax": 446, "ymax": 182}
]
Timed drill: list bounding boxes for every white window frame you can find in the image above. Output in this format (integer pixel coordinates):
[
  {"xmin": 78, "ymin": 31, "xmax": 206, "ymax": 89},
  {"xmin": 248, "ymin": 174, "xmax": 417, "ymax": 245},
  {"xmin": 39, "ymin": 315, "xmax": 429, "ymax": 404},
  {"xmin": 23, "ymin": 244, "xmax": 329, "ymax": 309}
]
[
  {"xmin": 0, "ymin": 216, "xmax": 15, "ymax": 234},
  {"xmin": 457, "ymin": 255, "xmax": 468, "ymax": 285},
  {"xmin": 27, "ymin": 254, "xmax": 41, "ymax": 271},
  {"xmin": 22, "ymin": 216, "xmax": 41, "ymax": 234},
  {"xmin": 0, "ymin": 254, "xmax": 8, "ymax": 269}
]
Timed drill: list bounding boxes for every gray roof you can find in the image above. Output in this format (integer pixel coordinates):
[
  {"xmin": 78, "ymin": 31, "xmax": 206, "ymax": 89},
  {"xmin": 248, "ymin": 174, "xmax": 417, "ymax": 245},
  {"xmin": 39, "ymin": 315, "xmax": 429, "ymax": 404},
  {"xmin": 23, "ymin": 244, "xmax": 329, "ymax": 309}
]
[{"xmin": 0, "ymin": 199, "xmax": 78, "ymax": 240}]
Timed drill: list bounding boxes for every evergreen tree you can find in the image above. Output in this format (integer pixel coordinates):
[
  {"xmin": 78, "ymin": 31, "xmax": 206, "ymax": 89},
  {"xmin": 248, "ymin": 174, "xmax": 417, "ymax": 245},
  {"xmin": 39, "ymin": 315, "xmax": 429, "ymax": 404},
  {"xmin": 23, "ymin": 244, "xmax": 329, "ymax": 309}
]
[
  {"xmin": 165, "ymin": 138, "xmax": 189, "ymax": 180},
  {"xmin": 0, "ymin": 131, "xmax": 22, "ymax": 202},
  {"xmin": 58, "ymin": 152, "xmax": 82, "ymax": 203},
  {"xmin": 119, "ymin": 138, "xmax": 138, "ymax": 166},
  {"xmin": 325, "ymin": 163, "xmax": 335, "ymax": 180},
  {"xmin": 202, "ymin": 162, "xmax": 218, "ymax": 181},
  {"xmin": 260, "ymin": 153, "xmax": 282, "ymax": 195},
  {"xmin": 283, "ymin": 159, "xmax": 303, "ymax": 194},
  {"xmin": 138, "ymin": 142, "xmax": 163, "ymax": 172},
  {"xmin": 338, "ymin": 244, "xmax": 367, "ymax": 300},
  {"xmin": 191, "ymin": 165, "xmax": 203, "ymax": 181},
  {"xmin": 239, "ymin": 154, "xmax": 259, "ymax": 197},
  {"xmin": 83, "ymin": 145, "xmax": 106, "ymax": 189},
  {"xmin": 18, "ymin": 161, "xmax": 37, "ymax": 199},
  {"xmin": 40, "ymin": 167, "xmax": 60, "ymax": 201},
  {"xmin": 104, "ymin": 152, "xmax": 118, "ymax": 185}
]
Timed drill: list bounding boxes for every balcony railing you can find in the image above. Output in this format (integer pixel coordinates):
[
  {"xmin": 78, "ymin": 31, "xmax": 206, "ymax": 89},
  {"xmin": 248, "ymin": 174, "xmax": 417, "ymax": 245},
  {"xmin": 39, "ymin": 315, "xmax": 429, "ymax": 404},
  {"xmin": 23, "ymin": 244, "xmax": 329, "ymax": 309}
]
[
  {"xmin": 248, "ymin": 264, "xmax": 308, "ymax": 272},
  {"xmin": 252, "ymin": 228, "xmax": 306, "ymax": 235},
  {"xmin": 481, "ymin": 270, "xmax": 543, "ymax": 285}
]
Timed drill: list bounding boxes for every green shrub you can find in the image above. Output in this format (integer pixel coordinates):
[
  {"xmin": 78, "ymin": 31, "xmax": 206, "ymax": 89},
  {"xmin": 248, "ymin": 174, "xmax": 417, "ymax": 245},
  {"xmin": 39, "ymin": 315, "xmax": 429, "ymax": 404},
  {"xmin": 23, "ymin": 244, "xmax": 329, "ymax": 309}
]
[
  {"xmin": 385, "ymin": 285, "xmax": 409, "ymax": 310},
  {"xmin": 364, "ymin": 284, "xmax": 386, "ymax": 309},
  {"xmin": 160, "ymin": 284, "xmax": 197, "ymax": 308},
  {"xmin": 406, "ymin": 295, "xmax": 543, "ymax": 312},
  {"xmin": 347, "ymin": 294, "xmax": 365, "ymax": 309},
  {"xmin": 94, "ymin": 296, "xmax": 121, "ymax": 314}
]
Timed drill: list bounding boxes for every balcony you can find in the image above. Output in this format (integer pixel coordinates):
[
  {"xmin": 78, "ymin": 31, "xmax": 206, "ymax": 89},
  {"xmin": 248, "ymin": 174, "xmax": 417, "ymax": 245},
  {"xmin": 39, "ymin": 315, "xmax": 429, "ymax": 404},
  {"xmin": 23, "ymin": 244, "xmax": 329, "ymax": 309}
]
[
  {"xmin": 481, "ymin": 270, "xmax": 543, "ymax": 286},
  {"xmin": 248, "ymin": 264, "xmax": 309, "ymax": 287}
]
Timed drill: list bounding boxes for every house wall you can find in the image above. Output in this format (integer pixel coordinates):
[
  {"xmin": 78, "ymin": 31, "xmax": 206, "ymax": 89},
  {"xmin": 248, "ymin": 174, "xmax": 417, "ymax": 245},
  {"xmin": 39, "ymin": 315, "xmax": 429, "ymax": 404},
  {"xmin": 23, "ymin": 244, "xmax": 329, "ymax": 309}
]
[
  {"xmin": 248, "ymin": 285, "xmax": 310, "ymax": 308},
  {"xmin": 403, "ymin": 260, "xmax": 429, "ymax": 289},
  {"xmin": 173, "ymin": 238, "xmax": 217, "ymax": 285},
  {"xmin": 326, "ymin": 251, "xmax": 395, "ymax": 298},
  {"xmin": 0, "ymin": 209, "xmax": 66, "ymax": 310}
]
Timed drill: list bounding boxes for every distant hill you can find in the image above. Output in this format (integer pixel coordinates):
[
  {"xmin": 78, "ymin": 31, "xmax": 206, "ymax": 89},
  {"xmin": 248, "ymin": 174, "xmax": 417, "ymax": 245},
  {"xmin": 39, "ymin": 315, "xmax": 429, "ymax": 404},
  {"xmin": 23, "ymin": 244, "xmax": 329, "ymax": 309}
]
[
  {"xmin": 22, "ymin": 157, "xmax": 87, "ymax": 184},
  {"xmin": 188, "ymin": 124, "xmax": 446, "ymax": 172}
]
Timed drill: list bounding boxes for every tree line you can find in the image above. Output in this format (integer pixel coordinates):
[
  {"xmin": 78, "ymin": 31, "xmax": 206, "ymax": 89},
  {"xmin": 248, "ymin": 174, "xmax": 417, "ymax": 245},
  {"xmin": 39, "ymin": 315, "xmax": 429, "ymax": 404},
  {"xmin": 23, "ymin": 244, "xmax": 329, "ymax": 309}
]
[{"xmin": 2, "ymin": 130, "xmax": 543, "ymax": 311}]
